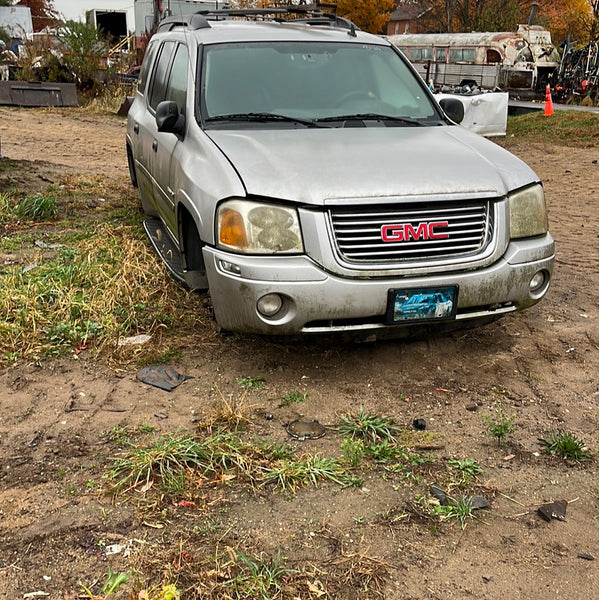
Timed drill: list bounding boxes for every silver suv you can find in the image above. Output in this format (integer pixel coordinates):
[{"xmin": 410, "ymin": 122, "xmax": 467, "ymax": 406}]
[{"xmin": 126, "ymin": 8, "xmax": 554, "ymax": 338}]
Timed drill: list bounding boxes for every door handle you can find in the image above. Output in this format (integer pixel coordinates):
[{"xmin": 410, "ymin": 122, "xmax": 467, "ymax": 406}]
[
  {"xmin": 152, "ymin": 139, "xmax": 158, "ymax": 152},
  {"xmin": 133, "ymin": 122, "xmax": 139, "ymax": 134}
]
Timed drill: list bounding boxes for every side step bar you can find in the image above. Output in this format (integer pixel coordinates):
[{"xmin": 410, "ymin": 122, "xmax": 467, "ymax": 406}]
[{"xmin": 143, "ymin": 219, "xmax": 186, "ymax": 285}]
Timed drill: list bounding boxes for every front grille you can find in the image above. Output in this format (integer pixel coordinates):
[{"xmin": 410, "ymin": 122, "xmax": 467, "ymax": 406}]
[{"xmin": 329, "ymin": 199, "xmax": 493, "ymax": 263}]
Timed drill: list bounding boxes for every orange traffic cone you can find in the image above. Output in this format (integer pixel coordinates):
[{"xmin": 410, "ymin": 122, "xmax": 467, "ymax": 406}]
[{"xmin": 544, "ymin": 84, "xmax": 554, "ymax": 116}]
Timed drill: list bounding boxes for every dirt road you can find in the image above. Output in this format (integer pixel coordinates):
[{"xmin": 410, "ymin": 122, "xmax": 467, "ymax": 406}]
[{"xmin": 0, "ymin": 106, "xmax": 598, "ymax": 599}]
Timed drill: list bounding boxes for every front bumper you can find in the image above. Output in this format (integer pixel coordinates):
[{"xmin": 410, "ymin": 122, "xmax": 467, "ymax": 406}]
[{"xmin": 203, "ymin": 234, "xmax": 554, "ymax": 336}]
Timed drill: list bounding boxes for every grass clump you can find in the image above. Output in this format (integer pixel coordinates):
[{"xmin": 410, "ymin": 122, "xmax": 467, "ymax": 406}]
[
  {"xmin": 205, "ymin": 549, "xmax": 292, "ymax": 600},
  {"xmin": 198, "ymin": 388, "xmax": 254, "ymax": 434},
  {"xmin": 0, "ymin": 164, "xmax": 207, "ymax": 367},
  {"xmin": 539, "ymin": 430, "xmax": 592, "ymax": 462},
  {"xmin": 0, "ymin": 191, "xmax": 58, "ymax": 223},
  {"xmin": 107, "ymin": 430, "xmax": 353, "ymax": 498},
  {"xmin": 261, "ymin": 454, "xmax": 350, "ymax": 493},
  {"xmin": 107, "ymin": 433, "xmax": 210, "ymax": 493},
  {"xmin": 16, "ymin": 193, "xmax": 58, "ymax": 221},
  {"xmin": 336, "ymin": 407, "xmax": 402, "ymax": 443},
  {"xmin": 433, "ymin": 495, "xmax": 478, "ymax": 529},
  {"xmin": 232, "ymin": 549, "xmax": 290, "ymax": 600}
]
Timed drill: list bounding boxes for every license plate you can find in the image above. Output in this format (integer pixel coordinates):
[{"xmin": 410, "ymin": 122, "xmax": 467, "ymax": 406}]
[{"xmin": 386, "ymin": 286, "xmax": 458, "ymax": 324}]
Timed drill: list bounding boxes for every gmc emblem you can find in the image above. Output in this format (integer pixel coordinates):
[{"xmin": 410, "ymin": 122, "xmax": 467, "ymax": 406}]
[{"xmin": 381, "ymin": 221, "xmax": 449, "ymax": 243}]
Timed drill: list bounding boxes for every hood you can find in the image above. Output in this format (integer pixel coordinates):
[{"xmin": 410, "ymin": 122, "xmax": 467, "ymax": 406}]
[{"xmin": 207, "ymin": 125, "xmax": 538, "ymax": 205}]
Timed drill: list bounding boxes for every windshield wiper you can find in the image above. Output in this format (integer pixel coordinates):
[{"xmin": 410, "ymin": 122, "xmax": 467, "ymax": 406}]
[
  {"xmin": 316, "ymin": 113, "xmax": 423, "ymax": 126},
  {"xmin": 205, "ymin": 112, "xmax": 328, "ymax": 128}
]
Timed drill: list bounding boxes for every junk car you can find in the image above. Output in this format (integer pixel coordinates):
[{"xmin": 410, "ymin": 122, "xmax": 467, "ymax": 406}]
[{"xmin": 126, "ymin": 8, "xmax": 554, "ymax": 338}]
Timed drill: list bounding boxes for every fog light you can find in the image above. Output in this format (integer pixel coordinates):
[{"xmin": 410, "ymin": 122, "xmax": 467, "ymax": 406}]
[
  {"xmin": 257, "ymin": 293, "xmax": 283, "ymax": 317},
  {"xmin": 529, "ymin": 270, "xmax": 546, "ymax": 293}
]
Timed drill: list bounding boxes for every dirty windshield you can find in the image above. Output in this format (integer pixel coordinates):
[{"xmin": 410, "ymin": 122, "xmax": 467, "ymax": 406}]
[{"xmin": 200, "ymin": 41, "xmax": 439, "ymax": 127}]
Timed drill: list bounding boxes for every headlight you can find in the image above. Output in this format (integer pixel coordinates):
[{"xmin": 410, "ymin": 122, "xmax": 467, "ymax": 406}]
[
  {"xmin": 509, "ymin": 184, "xmax": 548, "ymax": 239},
  {"xmin": 217, "ymin": 199, "xmax": 303, "ymax": 254}
]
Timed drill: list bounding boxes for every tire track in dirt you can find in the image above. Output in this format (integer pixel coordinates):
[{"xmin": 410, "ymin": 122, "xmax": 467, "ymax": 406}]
[{"xmin": 0, "ymin": 107, "xmax": 128, "ymax": 178}]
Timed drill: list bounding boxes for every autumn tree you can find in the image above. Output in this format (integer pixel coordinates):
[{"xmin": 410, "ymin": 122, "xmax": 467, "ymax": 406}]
[
  {"xmin": 15, "ymin": 0, "xmax": 58, "ymax": 32},
  {"xmin": 229, "ymin": 0, "xmax": 394, "ymax": 33},
  {"xmin": 588, "ymin": 0, "xmax": 599, "ymax": 39},
  {"xmin": 417, "ymin": 0, "xmax": 594, "ymax": 42},
  {"xmin": 333, "ymin": 0, "xmax": 395, "ymax": 32},
  {"xmin": 419, "ymin": 0, "xmax": 525, "ymax": 33},
  {"xmin": 536, "ymin": 0, "xmax": 594, "ymax": 43}
]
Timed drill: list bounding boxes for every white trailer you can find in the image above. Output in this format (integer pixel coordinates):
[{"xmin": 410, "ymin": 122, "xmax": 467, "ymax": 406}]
[
  {"xmin": 0, "ymin": 5, "xmax": 33, "ymax": 38},
  {"xmin": 88, "ymin": 9, "xmax": 129, "ymax": 41}
]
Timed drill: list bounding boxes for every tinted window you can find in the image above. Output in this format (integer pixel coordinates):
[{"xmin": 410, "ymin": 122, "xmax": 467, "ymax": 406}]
[
  {"xmin": 202, "ymin": 42, "xmax": 437, "ymax": 123},
  {"xmin": 137, "ymin": 41, "xmax": 158, "ymax": 94},
  {"xmin": 165, "ymin": 44, "xmax": 189, "ymax": 111},
  {"xmin": 149, "ymin": 41, "xmax": 175, "ymax": 110}
]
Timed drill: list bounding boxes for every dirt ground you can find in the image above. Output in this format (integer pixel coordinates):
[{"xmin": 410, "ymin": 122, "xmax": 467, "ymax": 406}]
[{"xmin": 0, "ymin": 106, "xmax": 598, "ymax": 599}]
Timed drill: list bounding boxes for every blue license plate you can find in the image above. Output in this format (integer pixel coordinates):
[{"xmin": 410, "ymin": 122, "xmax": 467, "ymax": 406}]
[{"xmin": 386, "ymin": 286, "xmax": 458, "ymax": 324}]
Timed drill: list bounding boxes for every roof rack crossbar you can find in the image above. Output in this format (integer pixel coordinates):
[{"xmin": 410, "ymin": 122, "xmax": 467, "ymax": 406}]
[
  {"xmin": 193, "ymin": 8, "xmax": 358, "ymax": 30},
  {"xmin": 279, "ymin": 14, "xmax": 359, "ymax": 32},
  {"xmin": 156, "ymin": 8, "xmax": 358, "ymax": 34}
]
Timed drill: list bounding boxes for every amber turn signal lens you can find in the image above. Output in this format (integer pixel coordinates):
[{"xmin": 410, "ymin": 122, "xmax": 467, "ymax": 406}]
[{"xmin": 219, "ymin": 209, "xmax": 248, "ymax": 249}]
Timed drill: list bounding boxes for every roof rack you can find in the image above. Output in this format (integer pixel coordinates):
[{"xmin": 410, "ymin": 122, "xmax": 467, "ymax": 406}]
[{"xmin": 157, "ymin": 7, "xmax": 359, "ymax": 36}]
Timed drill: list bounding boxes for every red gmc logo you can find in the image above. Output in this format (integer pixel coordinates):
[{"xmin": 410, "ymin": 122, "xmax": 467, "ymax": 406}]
[{"xmin": 381, "ymin": 221, "xmax": 449, "ymax": 243}]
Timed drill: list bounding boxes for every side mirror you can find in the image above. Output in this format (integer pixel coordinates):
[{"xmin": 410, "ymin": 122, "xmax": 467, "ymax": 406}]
[
  {"xmin": 156, "ymin": 100, "xmax": 184, "ymax": 133},
  {"xmin": 439, "ymin": 97, "xmax": 465, "ymax": 124}
]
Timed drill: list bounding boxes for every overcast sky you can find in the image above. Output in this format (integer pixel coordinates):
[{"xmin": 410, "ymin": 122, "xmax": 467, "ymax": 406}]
[{"xmin": 53, "ymin": 0, "xmax": 135, "ymax": 28}]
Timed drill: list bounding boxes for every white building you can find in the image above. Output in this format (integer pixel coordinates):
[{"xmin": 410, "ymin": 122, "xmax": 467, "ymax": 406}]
[{"xmin": 0, "ymin": 5, "xmax": 33, "ymax": 38}]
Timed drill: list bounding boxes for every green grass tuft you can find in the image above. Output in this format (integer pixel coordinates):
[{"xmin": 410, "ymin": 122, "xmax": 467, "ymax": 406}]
[
  {"xmin": 336, "ymin": 407, "xmax": 402, "ymax": 443},
  {"xmin": 539, "ymin": 430, "xmax": 592, "ymax": 462},
  {"xmin": 16, "ymin": 193, "xmax": 58, "ymax": 221},
  {"xmin": 434, "ymin": 495, "xmax": 479, "ymax": 529}
]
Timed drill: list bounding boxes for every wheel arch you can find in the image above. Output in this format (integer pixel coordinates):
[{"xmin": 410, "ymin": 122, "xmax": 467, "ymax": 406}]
[
  {"xmin": 177, "ymin": 202, "xmax": 209, "ymax": 290},
  {"xmin": 126, "ymin": 142, "xmax": 138, "ymax": 188}
]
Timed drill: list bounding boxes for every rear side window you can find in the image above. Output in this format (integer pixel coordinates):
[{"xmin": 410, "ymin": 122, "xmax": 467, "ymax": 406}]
[{"xmin": 137, "ymin": 41, "xmax": 158, "ymax": 94}]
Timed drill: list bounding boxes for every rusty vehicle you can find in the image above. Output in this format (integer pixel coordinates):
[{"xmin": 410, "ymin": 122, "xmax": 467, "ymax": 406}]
[{"xmin": 387, "ymin": 24, "xmax": 560, "ymax": 93}]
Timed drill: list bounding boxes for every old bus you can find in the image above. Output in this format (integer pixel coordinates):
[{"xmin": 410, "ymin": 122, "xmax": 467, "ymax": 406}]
[{"xmin": 387, "ymin": 25, "xmax": 560, "ymax": 93}]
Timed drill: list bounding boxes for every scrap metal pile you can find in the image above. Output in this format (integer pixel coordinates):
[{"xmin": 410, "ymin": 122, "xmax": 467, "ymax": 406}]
[{"xmin": 553, "ymin": 41, "xmax": 599, "ymax": 104}]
